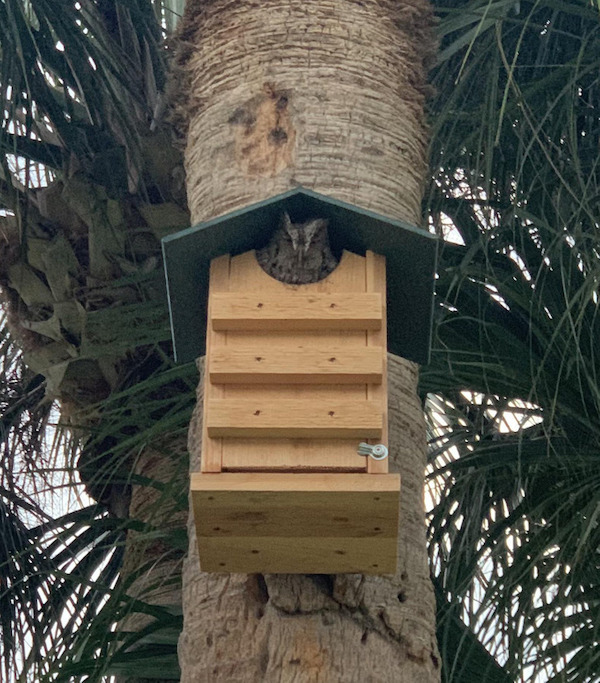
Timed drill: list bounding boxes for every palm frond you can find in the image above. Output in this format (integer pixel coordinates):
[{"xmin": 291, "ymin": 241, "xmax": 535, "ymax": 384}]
[
  {"xmin": 0, "ymin": 0, "xmax": 169, "ymax": 183},
  {"xmin": 0, "ymin": 3, "xmax": 192, "ymax": 679},
  {"xmin": 425, "ymin": 0, "xmax": 600, "ymax": 678}
]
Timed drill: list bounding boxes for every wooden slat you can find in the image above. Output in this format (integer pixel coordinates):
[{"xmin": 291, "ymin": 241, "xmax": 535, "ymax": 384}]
[
  {"xmin": 191, "ymin": 472, "xmax": 400, "ymax": 573},
  {"xmin": 209, "ymin": 346, "xmax": 383, "ymax": 384},
  {"xmin": 193, "ymin": 483, "xmax": 399, "ymax": 536},
  {"xmin": 206, "ymin": 398, "xmax": 382, "ymax": 438},
  {"xmin": 191, "ymin": 472, "xmax": 400, "ymax": 492},
  {"xmin": 200, "ymin": 255, "xmax": 230, "ymax": 473},
  {"xmin": 197, "ymin": 537, "xmax": 397, "ymax": 574},
  {"xmin": 210, "ymin": 292, "xmax": 382, "ymax": 331},
  {"xmin": 366, "ymin": 251, "xmax": 389, "ymax": 474}
]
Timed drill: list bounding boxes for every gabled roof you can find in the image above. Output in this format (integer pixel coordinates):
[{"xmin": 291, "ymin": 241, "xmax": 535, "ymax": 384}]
[{"xmin": 162, "ymin": 187, "xmax": 438, "ymax": 365}]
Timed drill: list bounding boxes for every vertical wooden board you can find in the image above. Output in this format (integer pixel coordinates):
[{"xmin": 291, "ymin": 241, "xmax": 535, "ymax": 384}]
[
  {"xmin": 227, "ymin": 250, "xmax": 286, "ymax": 292},
  {"xmin": 224, "ymin": 250, "xmax": 369, "ymax": 351},
  {"xmin": 313, "ymin": 250, "xmax": 371, "ymax": 354},
  {"xmin": 366, "ymin": 251, "xmax": 389, "ymax": 474},
  {"xmin": 201, "ymin": 255, "xmax": 230, "ymax": 473},
  {"xmin": 227, "ymin": 249, "xmax": 368, "ymax": 293},
  {"xmin": 314, "ymin": 250, "xmax": 368, "ymax": 293},
  {"xmin": 225, "ymin": 329, "xmax": 365, "ymax": 347}
]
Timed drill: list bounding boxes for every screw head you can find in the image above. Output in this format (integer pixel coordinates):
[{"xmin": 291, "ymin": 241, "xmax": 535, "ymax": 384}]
[{"xmin": 370, "ymin": 444, "xmax": 388, "ymax": 460}]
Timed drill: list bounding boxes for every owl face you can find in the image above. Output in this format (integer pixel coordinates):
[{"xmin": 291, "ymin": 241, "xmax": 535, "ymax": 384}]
[{"xmin": 282, "ymin": 213, "xmax": 328, "ymax": 254}]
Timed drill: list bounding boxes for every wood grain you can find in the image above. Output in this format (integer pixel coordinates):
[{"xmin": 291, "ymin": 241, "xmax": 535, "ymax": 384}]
[
  {"xmin": 208, "ymin": 345, "xmax": 383, "ymax": 384},
  {"xmin": 192, "ymin": 472, "xmax": 400, "ymax": 573},
  {"xmin": 201, "ymin": 249, "xmax": 387, "ymax": 472},
  {"xmin": 197, "ymin": 537, "xmax": 397, "ymax": 574},
  {"xmin": 366, "ymin": 251, "xmax": 389, "ymax": 474},
  {"xmin": 200, "ymin": 255, "xmax": 229, "ymax": 473},
  {"xmin": 206, "ymin": 398, "xmax": 382, "ymax": 438},
  {"xmin": 210, "ymin": 292, "xmax": 382, "ymax": 331}
]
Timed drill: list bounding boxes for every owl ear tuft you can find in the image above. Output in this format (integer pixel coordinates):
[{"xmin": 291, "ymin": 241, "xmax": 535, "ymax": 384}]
[{"xmin": 282, "ymin": 212, "xmax": 293, "ymax": 232}]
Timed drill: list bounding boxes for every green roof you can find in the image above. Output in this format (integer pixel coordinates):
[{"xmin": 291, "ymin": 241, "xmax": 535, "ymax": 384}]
[{"xmin": 162, "ymin": 187, "xmax": 438, "ymax": 365}]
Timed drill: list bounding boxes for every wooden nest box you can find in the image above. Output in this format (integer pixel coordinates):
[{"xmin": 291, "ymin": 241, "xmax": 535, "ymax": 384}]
[{"xmin": 162, "ymin": 189, "xmax": 437, "ymax": 574}]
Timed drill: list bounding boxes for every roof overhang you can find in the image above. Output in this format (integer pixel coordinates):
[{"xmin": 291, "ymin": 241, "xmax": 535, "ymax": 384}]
[{"xmin": 162, "ymin": 187, "xmax": 438, "ymax": 365}]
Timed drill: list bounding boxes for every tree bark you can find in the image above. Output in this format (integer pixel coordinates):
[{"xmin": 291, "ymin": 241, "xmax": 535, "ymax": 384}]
[{"xmin": 175, "ymin": 0, "xmax": 439, "ymax": 680}]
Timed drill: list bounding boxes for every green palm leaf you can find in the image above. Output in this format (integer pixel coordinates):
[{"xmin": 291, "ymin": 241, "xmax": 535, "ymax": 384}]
[{"xmin": 426, "ymin": 0, "xmax": 600, "ymax": 679}]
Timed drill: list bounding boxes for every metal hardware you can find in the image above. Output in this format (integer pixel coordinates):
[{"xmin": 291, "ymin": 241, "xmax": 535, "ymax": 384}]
[{"xmin": 357, "ymin": 442, "xmax": 389, "ymax": 460}]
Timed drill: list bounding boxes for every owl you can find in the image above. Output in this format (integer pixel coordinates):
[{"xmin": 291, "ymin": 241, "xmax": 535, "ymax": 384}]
[{"xmin": 256, "ymin": 212, "xmax": 339, "ymax": 284}]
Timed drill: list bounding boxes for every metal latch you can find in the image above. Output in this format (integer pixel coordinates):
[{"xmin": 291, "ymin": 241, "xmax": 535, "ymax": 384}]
[{"xmin": 357, "ymin": 443, "xmax": 389, "ymax": 460}]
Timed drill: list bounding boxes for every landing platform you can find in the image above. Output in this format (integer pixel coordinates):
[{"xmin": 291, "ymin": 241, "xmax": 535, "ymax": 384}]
[{"xmin": 191, "ymin": 472, "xmax": 401, "ymax": 574}]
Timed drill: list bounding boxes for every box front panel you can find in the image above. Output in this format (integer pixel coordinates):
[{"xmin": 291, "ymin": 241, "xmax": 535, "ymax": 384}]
[{"xmin": 201, "ymin": 250, "xmax": 387, "ymax": 473}]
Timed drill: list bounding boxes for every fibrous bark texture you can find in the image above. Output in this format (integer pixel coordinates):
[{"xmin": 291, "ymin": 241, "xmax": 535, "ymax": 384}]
[
  {"xmin": 176, "ymin": 0, "xmax": 439, "ymax": 680},
  {"xmin": 174, "ymin": 0, "xmax": 435, "ymax": 227},
  {"xmin": 183, "ymin": 358, "xmax": 439, "ymax": 681}
]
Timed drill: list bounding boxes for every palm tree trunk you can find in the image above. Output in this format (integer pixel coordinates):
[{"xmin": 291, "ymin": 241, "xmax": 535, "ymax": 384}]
[{"xmin": 175, "ymin": 1, "xmax": 439, "ymax": 680}]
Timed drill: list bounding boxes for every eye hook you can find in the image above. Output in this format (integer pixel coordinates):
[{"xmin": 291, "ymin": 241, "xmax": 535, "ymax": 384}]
[{"xmin": 357, "ymin": 443, "xmax": 388, "ymax": 460}]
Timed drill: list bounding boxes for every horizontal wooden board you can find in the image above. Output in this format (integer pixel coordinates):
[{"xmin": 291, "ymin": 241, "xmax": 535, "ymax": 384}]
[
  {"xmin": 210, "ymin": 293, "xmax": 382, "ymax": 331},
  {"xmin": 206, "ymin": 398, "xmax": 382, "ymax": 438},
  {"xmin": 191, "ymin": 472, "xmax": 400, "ymax": 492},
  {"xmin": 194, "ymin": 491, "xmax": 398, "ymax": 537},
  {"xmin": 191, "ymin": 473, "xmax": 400, "ymax": 573},
  {"xmin": 208, "ymin": 346, "xmax": 383, "ymax": 384},
  {"xmin": 196, "ymin": 536, "xmax": 397, "ymax": 574}
]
